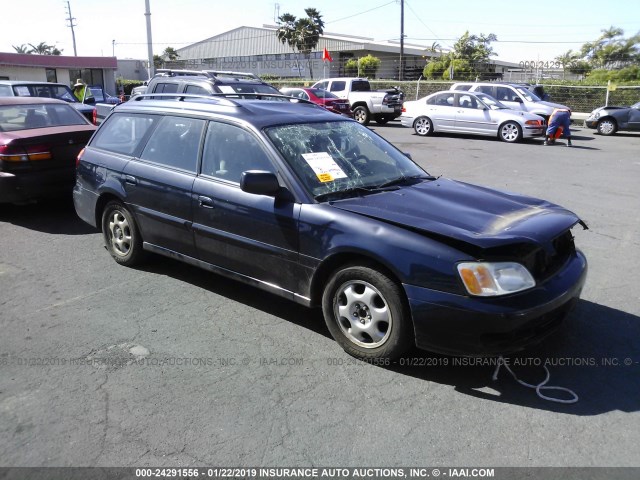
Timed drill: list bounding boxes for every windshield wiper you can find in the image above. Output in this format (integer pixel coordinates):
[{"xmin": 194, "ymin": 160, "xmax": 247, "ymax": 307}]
[
  {"xmin": 314, "ymin": 185, "xmax": 397, "ymax": 202},
  {"xmin": 375, "ymin": 174, "xmax": 435, "ymax": 189}
]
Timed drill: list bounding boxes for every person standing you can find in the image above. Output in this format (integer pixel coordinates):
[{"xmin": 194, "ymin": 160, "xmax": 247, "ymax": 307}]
[
  {"xmin": 544, "ymin": 107, "xmax": 572, "ymax": 147},
  {"xmin": 72, "ymin": 79, "xmax": 93, "ymax": 103}
]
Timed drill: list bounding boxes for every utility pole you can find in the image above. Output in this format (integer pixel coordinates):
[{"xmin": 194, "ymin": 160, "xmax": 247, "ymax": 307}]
[
  {"xmin": 112, "ymin": 39, "xmax": 115, "ymax": 57},
  {"xmin": 65, "ymin": 1, "xmax": 78, "ymax": 56},
  {"xmin": 145, "ymin": 0, "xmax": 155, "ymax": 77},
  {"xmin": 399, "ymin": 0, "xmax": 404, "ymax": 81}
]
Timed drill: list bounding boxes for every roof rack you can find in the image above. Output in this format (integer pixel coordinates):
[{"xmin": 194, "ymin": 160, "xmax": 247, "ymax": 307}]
[
  {"xmin": 131, "ymin": 92, "xmax": 316, "ymax": 106},
  {"xmin": 154, "ymin": 69, "xmax": 262, "ymax": 82}
]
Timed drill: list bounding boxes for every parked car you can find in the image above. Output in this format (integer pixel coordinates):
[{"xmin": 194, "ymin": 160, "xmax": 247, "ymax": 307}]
[
  {"xmin": 98, "ymin": 69, "xmax": 282, "ymax": 124},
  {"xmin": 0, "ymin": 97, "xmax": 96, "ymax": 204},
  {"xmin": 311, "ymin": 77, "xmax": 403, "ymax": 125},
  {"xmin": 400, "ymin": 90, "xmax": 546, "ymax": 142},
  {"xmin": 74, "ymin": 94, "xmax": 587, "ymax": 359},
  {"xmin": 89, "ymin": 85, "xmax": 120, "ymax": 105},
  {"xmin": 584, "ymin": 101, "xmax": 640, "ymax": 135},
  {"xmin": 0, "ymin": 80, "xmax": 97, "ymax": 123},
  {"xmin": 450, "ymin": 82, "xmax": 569, "ymax": 121},
  {"xmin": 280, "ymin": 87, "xmax": 352, "ymax": 116}
]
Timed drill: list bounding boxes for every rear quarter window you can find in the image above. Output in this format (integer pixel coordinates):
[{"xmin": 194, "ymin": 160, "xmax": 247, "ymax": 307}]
[{"xmin": 91, "ymin": 113, "xmax": 157, "ymax": 155}]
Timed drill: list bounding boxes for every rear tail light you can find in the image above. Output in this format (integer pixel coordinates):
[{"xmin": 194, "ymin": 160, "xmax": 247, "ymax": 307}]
[
  {"xmin": 92, "ymin": 108, "xmax": 97, "ymax": 125},
  {"xmin": 402, "ymin": 107, "xmax": 406, "ymax": 112},
  {"xmin": 76, "ymin": 148, "xmax": 85, "ymax": 168},
  {"xmin": 0, "ymin": 144, "xmax": 51, "ymax": 162}
]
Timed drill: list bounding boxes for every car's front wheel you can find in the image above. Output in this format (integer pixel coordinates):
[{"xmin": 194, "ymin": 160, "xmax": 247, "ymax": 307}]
[
  {"xmin": 101, "ymin": 201, "xmax": 144, "ymax": 266},
  {"xmin": 322, "ymin": 265, "xmax": 413, "ymax": 360},
  {"xmin": 499, "ymin": 121, "xmax": 522, "ymax": 143},
  {"xmin": 414, "ymin": 116, "xmax": 433, "ymax": 136},
  {"xmin": 597, "ymin": 118, "xmax": 617, "ymax": 135}
]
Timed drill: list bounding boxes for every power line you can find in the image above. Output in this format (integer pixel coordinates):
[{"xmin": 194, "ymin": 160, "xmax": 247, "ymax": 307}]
[{"xmin": 325, "ymin": 1, "xmax": 396, "ymax": 25}]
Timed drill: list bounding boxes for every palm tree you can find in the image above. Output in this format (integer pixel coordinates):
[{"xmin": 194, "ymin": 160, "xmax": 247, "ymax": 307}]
[
  {"xmin": 276, "ymin": 8, "xmax": 325, "ymax": 78},
  {"xmin": 12, "ymin": 44, "xmax": 30, "ymax": 54}
]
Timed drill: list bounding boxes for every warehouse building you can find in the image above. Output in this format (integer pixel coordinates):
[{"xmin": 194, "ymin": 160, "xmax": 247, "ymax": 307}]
[{"xmin": 174, "ymin": 25, "xmax": 438, "ymax": 80}]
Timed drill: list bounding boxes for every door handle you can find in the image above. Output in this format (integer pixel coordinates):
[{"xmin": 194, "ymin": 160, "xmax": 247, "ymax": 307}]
[
  {"xmin": 125, "ymin": 175, "xmax": 137, "ymax": 185},
  {"xmin": 198, "ymin": 196, "xmax": 214, "ymax": 209}
]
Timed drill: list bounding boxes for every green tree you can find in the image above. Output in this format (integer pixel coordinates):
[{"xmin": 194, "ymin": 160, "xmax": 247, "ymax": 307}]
[
  {"xmin": 27, "ymin": 42, "xmax": 62, "ymax": 55},
  {"xmin": 344, "ymin": 58, "xmax": 359, "ymax": 76},
  {"xmin": 576, "ymin": 26, "xmax": 640, "ymax": 70},
  {"xmin": 162, "ymin": 47, "xmax": 180, "ymax": 61},
  {"xmin": 12, "ymin": 44, "xmax": 30, "ymax": 54},
  {"xmin": 276, "ymin": 8, "xmax": 325, "ymax": 78},
  {"xmin": 358, "ymin": 54, "xmax": 381, "ymax": 78},
  {"xmin": 423, "ymin": 30, "xmax": 497, "ymax": 80},
  {"xmin": 153, "ymin": 55, "xmax": 164, "ymax": 69}
]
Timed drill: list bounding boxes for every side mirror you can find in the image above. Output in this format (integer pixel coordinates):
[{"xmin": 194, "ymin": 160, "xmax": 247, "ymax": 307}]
[
  {"xmin": 513, "ymin": 97, "xmax": 523, "ymax": 103},
  {"xmin": 403, "ymin": 152, "xmax": 413, "ymax": 160},
  {"xmin": 84, "ymin": 97, "xmax": 96, "ymax": 105},
  {"xmin": 240, "ymin": 171, "xmax": 280, "ymax": 196}
]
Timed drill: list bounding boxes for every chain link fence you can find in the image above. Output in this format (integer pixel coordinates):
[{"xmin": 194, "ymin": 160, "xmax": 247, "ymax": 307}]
[{"xmin": 271, "ymin": 79, "xmax": 640, "ymax": 113}]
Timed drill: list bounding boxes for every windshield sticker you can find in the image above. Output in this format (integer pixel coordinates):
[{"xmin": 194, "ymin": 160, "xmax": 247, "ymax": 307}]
[
  {"xmin": 14, "ymin": 86, "xmax": 31, "ymax": 96},
  {"xmin": 301, "ymin": 152, "xmax": 348, "ymax": 183},
  {"xmin": 218, "ymin": 86, "xmax": 236, "ymax": 94}
]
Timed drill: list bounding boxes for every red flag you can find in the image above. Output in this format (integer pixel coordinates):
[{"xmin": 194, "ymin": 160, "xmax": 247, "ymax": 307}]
[{"xmin": 322, "ymin": 47, "xmax": 333, "ymax": 62}]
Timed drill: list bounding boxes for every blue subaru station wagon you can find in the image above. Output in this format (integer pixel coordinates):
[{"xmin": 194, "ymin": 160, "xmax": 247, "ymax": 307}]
[{"xmin": 74, "ymin": 93, "xmax": 588, "ymax": 359}]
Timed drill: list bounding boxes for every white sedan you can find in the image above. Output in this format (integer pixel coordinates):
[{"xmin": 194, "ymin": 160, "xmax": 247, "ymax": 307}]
[{"xmin": 400, "ymin": 90, "xmax": 546, "ymax": 143}]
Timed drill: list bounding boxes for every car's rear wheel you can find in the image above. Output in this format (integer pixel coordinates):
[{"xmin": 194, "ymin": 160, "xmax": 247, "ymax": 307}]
[
  {"xmin": 322, "ymin": 265, "xmax": 413, "ymax": 360},
  {"xmin": 499, "ymin": 121, "xmax": 522, "ymax": 143},
  {"xmin": 102, "ymin": 201, "xmax": 144, "ymax": 266},
  {"xmin": 414, "ymin": 116, "xmax": 433, "ymax": 136},
  {"xmin": 597, "ymin": 118, "xmax": 617, "ymax": 135},
  {"xmin": 353, "ymin": 106, "xmax": 371, "ymax": 125}
]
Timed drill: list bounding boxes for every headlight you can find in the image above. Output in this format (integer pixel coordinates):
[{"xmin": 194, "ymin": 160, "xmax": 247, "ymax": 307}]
[
  {"xmin": 457, "ymin": 262, "xmax": 535, "ymax": 296},
  {"xmin": 588, "ymin": 112, "xmax": 600, "ymax": 120}
]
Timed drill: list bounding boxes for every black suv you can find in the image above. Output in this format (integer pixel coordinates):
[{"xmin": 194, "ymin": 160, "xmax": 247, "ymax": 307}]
[
  {"xmin": 136, "ymin": 69, "xmax": 281, "ymax": 98},
  {"xmin": 74, "ymin": 93, "xmax": 587, "ymax": 359}
]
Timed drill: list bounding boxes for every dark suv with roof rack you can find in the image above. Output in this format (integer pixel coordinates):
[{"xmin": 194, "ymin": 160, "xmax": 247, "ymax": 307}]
[
  {"xmin": 132, "ymin": 69, "xmax": 280, "ymax": 98},
  {"xmin": 74, "ymin": 93, "xmax": 587, "ymax": 360}
]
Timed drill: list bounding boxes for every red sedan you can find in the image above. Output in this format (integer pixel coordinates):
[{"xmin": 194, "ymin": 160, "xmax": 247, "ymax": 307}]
[
  {"xmin": 280, "ymin": 87, "xmax": 352, "ymax": 117},
  {"xmin": 0, "ymin": 97, "xmax": 96, "ymax": 204}
]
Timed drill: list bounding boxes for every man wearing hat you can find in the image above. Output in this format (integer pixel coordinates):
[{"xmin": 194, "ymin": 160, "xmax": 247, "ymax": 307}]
[{"xmin": 72, "ymin": 79, "xmax": 93, "ymax": 103}]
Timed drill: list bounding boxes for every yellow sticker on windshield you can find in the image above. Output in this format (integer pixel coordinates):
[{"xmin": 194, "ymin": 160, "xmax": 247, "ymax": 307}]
[{"xmin": 317, "ymin": 173, "xmax": 333, "ymax": 183}]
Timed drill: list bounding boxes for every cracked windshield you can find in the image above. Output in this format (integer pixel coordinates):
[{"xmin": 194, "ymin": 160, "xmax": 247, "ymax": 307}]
[{"xmin": 265, "ymin": 121, "xmax": 429, "ymax": 201}]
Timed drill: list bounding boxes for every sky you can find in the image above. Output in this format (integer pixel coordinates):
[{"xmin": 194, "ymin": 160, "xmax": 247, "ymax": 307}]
[{"xmin": 2, "ymin": 0, "xmax": 640, "ymax": 64}]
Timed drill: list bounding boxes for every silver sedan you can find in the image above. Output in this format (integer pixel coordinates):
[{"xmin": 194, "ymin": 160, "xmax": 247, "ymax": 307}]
[{"xmin": 400, "ymin": 90, "xmax": 546, "ymax": 143}]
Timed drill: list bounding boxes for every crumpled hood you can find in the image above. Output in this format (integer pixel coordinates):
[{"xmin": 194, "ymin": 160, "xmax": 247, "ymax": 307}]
[{"xmin": 330, "ymin": 178, "xmax": 582, "ymax": 249}]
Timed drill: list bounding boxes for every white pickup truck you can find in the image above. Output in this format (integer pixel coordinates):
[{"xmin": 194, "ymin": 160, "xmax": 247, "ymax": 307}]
[{"xmin": 311, "ymin": 77, "xmax": 404, "ymax": 125}]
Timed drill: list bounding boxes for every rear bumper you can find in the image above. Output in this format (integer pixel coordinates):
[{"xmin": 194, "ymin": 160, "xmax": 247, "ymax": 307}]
[
  {"xmin": 72, "ymin": 183, "xmax": 100, "ymax": 228},
  {"xmin": 404, "ymin": 250, "xmax": 587, "ymax": 356},
  {"xmin": 0, "ymin": 168, "xmax": 74, "ymax": 203}
]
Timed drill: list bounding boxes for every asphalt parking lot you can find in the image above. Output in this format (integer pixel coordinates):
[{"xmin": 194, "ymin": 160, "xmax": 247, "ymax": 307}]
[{"xmin": 1, "ymin": 123, "xmax": 639, "ymax": 469}]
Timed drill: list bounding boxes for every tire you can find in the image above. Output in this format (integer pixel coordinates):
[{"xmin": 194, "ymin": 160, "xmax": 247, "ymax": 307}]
[
  {"xmin": 499, "ymin": 121, "xmax": 522, "ymax": 143},
  {"xmin": 413, "ymin": 116, "xmax": 433, "ymax": 136},
  {"xmin": 597, "ymin": 118, "xmax": 617, "ymax": 135},
  {"xmin": 101, "ymin": 201, "xmax": 144, "ymax": 267},
  {"xmin": 375, "ymin": 116, "xmax": 390, "ymax": 125},
  {"xmin": 353, "ymin": 106, "xmax": 371, "ymax": 125},
  {"xmin": 322, "ymin": 265, "xmax": 413, "ymax": 360}
]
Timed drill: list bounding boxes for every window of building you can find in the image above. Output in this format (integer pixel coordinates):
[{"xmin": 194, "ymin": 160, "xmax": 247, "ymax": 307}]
[
  {"xmin": 45, "ymin": 68, "xmax": 57, "ymax": 83},
  {"xmin": 69, "ymin": 68, "xmax": 104, "ymax": 88}
]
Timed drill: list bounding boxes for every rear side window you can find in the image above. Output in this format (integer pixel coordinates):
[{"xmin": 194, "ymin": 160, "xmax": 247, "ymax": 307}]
[
  {"xmin": 475, "ymin": 85, "xmax": 494, "ymax": 95},
  {"xmin": 185, "ymin": 85, "xmax": 211, "ymax": 95},
  {"xmin": 91, "ymin": 113, "xmax": 157, "ymax": 155},
  {"xmin": 140, "ymin": 116, "xmax": 205, "ymax": 173},
  {"xmin": 0, "ymin": 85, "xmax": 12, "ymax": 96},
  {"xmin": 153, "ymin": 83, "xmax": 179, "ymax": 94}
]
